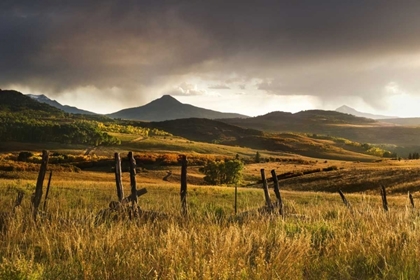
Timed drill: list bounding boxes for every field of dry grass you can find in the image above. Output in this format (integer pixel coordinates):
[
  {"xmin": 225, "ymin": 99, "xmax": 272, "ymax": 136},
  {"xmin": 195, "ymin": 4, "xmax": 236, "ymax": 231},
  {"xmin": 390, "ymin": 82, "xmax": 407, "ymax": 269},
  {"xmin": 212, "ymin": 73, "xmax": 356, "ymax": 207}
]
[
  {"xmin": 1, "ymin": 136, "xmax": 420, "ymax": 279},
  {"xmin": 1, "ymin": 156, "xmax": 420, "ymax": 279}
]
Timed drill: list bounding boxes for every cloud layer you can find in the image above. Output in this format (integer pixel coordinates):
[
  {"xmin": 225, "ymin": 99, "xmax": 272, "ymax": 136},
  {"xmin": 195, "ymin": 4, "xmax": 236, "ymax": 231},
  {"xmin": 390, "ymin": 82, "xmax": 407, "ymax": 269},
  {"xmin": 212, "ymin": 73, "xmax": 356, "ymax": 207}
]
[{"xmin": 2, "ymin": 1, "xmax": 420, "ymax": 114}]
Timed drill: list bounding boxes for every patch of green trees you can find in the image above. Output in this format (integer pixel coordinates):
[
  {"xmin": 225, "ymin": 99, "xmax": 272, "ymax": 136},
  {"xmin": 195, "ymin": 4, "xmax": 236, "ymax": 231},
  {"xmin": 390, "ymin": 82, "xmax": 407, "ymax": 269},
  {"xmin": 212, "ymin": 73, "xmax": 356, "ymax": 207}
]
[
  {"xmin": 200, "ymin": 159, "xmax": 244, "ymax": 185},
  {"xmin": 0, "ymin": 113, "xmax": 120, "ymax": 145}
]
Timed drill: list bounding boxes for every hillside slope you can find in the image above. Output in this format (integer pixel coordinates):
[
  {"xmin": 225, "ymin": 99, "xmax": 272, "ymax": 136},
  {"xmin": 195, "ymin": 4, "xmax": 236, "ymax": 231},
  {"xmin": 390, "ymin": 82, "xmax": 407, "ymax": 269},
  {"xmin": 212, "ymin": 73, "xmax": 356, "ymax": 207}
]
[
  {"xmin": 144, "ymin": 118, "xmax": 381, "ymax": 161},
  {"xmin": 1, "ymin": 89, "xmax": 64, "ymax": 115}
]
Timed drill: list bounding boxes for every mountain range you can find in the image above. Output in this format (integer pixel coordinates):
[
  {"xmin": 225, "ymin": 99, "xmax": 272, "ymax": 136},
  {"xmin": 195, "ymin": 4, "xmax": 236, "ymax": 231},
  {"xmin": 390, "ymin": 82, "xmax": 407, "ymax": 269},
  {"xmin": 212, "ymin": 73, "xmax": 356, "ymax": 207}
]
[
  {"xmin": 27, "ymin": 94, "xmax": 96, "ymax": 115},
  {"xmin": 7, "ymin": 90, "xmax": 420, "ymax": 127},
  {"xmin": 2, "ymin": 89, "xmax": 420, "ymax": 157}
]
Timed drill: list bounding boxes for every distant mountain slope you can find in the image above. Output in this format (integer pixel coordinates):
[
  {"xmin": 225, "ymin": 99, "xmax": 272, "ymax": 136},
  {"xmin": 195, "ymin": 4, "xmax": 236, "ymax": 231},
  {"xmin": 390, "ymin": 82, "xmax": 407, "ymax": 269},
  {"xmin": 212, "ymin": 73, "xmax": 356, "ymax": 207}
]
[
  {"xmin": 0, "ymin": 89, "xmax": 63, "ymax": 115},
  {"xmin": 28, "ymin": 94, "xmax": 96, "ymax": 115},
  {"xmin": 335, "ymin": 105, "xmax": 397, "ymax": 120},
  {"xmin": 108, "ymin": 95, "xmax": 248, "ymax": 121}
]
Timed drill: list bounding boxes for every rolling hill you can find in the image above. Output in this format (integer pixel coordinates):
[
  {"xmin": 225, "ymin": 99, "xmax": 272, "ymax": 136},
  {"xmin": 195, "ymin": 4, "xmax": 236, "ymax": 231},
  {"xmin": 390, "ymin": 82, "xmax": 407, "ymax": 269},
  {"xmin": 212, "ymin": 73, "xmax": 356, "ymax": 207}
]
[
  {"xmin": 142, "ymin": 118, "xmax": 383, "ymax": 161},
  {"xmin": 108, "ymin": 95, "xmax": 248, "ymax": 121},
  {"xmin": 220, "ymin": 109, "xmax": 420, "ymax": 156}
]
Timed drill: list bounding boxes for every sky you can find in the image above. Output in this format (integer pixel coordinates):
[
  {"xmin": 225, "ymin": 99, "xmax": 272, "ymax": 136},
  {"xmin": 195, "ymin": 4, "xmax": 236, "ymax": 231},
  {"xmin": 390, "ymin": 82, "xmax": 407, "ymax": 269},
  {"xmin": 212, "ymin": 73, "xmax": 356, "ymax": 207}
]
[{"xmin": 2, "ymin": 1, "xmax": 420, "ymax": 117}]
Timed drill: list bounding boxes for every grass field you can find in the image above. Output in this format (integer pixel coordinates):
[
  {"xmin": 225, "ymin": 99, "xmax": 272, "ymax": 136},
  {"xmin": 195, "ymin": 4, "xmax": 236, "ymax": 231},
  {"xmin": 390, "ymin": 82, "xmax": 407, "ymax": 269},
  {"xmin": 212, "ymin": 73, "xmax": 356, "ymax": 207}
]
[
  {"xmin": 1, "ymin": 158, "xmax": 420, "ymax": 279},
  {"xmin": 1, "ymin": 137, "xmax": 420, "ymax": 279}
]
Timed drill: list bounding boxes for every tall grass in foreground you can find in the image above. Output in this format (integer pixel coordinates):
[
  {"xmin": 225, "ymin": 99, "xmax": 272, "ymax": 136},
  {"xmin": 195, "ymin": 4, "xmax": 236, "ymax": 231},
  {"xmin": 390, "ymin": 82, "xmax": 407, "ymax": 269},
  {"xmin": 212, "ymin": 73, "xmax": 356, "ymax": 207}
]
[{"xmin": 1, "ymin": 181, "xmax": 420, "ymax": 279}]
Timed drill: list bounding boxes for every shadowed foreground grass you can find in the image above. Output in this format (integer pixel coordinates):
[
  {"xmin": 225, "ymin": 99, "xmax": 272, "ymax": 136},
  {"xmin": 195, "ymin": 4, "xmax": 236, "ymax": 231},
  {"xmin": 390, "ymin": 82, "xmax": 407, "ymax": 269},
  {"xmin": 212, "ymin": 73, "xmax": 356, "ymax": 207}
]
[{"xmin": 1, "ymin": 179, "xmax": 420, "ymax": 279}]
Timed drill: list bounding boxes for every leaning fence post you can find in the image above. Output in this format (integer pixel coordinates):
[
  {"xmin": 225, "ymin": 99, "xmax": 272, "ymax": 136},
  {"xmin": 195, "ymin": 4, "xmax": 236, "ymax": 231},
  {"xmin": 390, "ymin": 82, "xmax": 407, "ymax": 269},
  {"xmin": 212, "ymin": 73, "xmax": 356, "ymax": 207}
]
[
  {"xmin": 381, "ymin": 185, "xmax": 388, "ymax": 211},
  {"xmin": 260, "ymin": 169, "xmax": 273, "ymax": 211},
  {"xmin": 32, "ymin": 150, "xmax": 49, "ymax": 219},
  {"xmin": 338, "ymin": 189, "xmax": 351, "ymax": 208},
  {"xmin": 408, "ymin": 191, "xmax": 415, "ymax": 208},
  {"xmin": 128, "ymin": 152, "xmax": 137, "ymax": 205},
  {"xmin": 114, "ymin": 153, "xmax": 124, "ymax": 202},
  {"xmin": 180, "ymin": 155, "xmax": 188, "ymax": 217},
  {"xmin": 271, "ymin": 170, "xmax": 284, "ymax": 216}
]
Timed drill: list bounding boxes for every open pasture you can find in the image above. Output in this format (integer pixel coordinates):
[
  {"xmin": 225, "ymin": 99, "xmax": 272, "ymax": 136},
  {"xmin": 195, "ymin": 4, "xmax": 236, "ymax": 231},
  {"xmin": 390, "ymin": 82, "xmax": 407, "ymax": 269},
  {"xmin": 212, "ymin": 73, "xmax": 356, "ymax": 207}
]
[{"xmin": 1, "ymin": 157, "xmax": 420, "ymax": 279}]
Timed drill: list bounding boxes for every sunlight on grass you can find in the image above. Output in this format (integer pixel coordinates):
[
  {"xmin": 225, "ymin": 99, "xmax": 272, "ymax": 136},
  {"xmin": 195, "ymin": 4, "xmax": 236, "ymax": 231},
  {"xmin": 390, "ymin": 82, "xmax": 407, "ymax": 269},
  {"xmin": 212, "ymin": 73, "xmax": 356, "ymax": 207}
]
[{"xmin": 1, "ymin": 174, "xmax": 420, "ymax": 279}]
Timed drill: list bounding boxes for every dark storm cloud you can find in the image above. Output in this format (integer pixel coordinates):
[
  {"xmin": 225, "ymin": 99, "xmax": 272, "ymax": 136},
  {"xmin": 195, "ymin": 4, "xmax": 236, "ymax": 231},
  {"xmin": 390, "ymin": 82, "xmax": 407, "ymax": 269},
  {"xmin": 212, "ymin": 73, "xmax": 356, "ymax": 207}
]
[{"xmin": 2, "ymin": 0, "xmax": 420, "ymax": 107}]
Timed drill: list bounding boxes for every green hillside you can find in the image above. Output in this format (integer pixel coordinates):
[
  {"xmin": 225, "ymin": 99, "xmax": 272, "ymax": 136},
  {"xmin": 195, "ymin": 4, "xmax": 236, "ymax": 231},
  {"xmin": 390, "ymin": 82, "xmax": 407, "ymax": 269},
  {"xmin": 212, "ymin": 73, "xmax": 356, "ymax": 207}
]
[{"xmin": 0, "ymin": 90, "xmax": 168, "ymax": 146}]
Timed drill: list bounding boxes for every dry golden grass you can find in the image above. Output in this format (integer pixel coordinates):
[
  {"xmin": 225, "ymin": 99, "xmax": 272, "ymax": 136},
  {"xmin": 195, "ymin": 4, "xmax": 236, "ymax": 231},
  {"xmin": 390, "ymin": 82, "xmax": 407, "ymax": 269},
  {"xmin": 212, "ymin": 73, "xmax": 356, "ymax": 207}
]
[{"xmin": 1, "ymin": 167, "xmax": 420, "ymax": 279}]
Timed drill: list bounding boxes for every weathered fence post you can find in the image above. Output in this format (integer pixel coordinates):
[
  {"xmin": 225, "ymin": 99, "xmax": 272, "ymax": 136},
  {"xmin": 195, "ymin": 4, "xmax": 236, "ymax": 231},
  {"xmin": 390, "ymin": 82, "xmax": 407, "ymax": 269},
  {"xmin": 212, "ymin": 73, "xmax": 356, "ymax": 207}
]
[
  {"xmin": 114, "ymin": 153, "xmax": 124, "ymax": 202},
  {"xmin": 128, "ymin": 152, "xmax": 137, "ymax": 205},
  {"xmin": 32, "ymin": 150, "xmax": 49, "ymax": 219},
  {"xmin": 408, "ymin": 191, "xmax": 415, "ymax": 208},
  {"xmin": 43, "ymin": 170, "xmax": 53, "ymax": 211},
  {"xmin": 338, "ymin": 189, "xmax": 351, "ymax": 208},
  {"xmin": 260, "ymin": 169, "xmax": 273, "ymax": 211},
  {"xmin": 180, "ymin": 155, "xmax": 187, "ymax": 217},
  {"xmin": 381, "ymin": 185, "xmax": 388, "ymax": 211},
  {"xmin": 271, "ymin": 170, "xmax": 284, "ymax": 216}
]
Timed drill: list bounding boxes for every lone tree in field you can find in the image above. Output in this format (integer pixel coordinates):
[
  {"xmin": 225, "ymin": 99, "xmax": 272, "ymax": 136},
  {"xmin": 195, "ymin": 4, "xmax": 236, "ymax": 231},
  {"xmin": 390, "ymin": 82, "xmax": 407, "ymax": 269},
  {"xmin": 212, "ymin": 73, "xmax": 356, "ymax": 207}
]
[{"xmin": 200, "ymin": 159, "xmax": 244, "ymax": 185}]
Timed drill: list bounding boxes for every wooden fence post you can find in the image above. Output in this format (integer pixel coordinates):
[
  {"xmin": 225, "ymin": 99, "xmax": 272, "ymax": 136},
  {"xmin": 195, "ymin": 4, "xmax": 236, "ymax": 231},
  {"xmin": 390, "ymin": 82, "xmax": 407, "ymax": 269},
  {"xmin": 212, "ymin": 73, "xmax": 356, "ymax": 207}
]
[
  {"xmin": 114, "ymin": 153, "xmax": 124, "ymax": 202},
  {"xmin": 32, "ymin": 150, "xmax": 49, "ymax": 219},
  {"xmin": 408, "ymin": 191, "xmax": 415, "ymax": 208},
  {"xmin": 381, "ymin": 185, "xmax": 388, "ymax": 212},
  {"xmin": 338, "ymin": 189, "xmax": 351, "ymax": 208},
  {"xmin": 270, "ymin": 170, "xmax": 284, "ymax": 216},
  {"xmin": 43, "ymin": 170, "xmax": 53, "ymax": 211},
  {"xmin": 128, "ymin": 152, "xmax": 137, "ymax": 205},
  {"xmin": 260, "ymin": 169, "xmax": 273, "ymax": 211},
  {"xmin": 180, "ymin": 155, "xmax": 187, "ymax": 217}
]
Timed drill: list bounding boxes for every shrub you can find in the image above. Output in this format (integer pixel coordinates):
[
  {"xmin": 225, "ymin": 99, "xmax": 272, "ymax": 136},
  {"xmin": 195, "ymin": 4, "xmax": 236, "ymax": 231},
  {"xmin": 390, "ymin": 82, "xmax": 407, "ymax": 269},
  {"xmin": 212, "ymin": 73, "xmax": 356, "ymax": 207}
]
[{"xmin": 17, "ymin": 152, "xmax": 33, "ymax": 162}]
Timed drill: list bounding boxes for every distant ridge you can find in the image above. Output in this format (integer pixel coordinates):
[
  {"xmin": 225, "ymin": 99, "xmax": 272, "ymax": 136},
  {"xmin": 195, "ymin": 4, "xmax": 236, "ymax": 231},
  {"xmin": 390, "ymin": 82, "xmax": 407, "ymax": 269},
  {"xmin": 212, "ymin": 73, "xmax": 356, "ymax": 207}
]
[
  {"xmin": 108, "ymin": 95, "xmax": 248, "ymax": 121},
  {"xmin": 335, "ymin": 105, "xmax": 397, "ymax": 120},
  {"xmin": 28, "ymin": 94, "xmax": 96, "ymax": 115},
  {"xmin": 0, "ymin": 89, "xmax": 63, "ymax": 114}
]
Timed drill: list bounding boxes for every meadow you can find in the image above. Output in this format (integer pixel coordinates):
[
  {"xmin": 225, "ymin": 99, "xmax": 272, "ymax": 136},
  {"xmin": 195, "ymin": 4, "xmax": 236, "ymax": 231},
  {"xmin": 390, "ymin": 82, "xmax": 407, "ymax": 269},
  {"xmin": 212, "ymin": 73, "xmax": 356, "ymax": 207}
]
[{"xmin": 1, "ymin": 154, "xmax": 420, "ymax": 279}]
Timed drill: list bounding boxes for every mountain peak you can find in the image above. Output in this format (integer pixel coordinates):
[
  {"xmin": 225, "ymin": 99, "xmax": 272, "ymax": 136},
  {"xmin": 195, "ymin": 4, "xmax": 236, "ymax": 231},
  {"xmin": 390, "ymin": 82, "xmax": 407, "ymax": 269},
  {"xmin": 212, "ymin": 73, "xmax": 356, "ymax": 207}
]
[
  {"xmin": 108, "ymin": 95, "xmax": 248, "ymax": 121},
  {"xmin": 156, "ymin": 95, "xmax": 182, "ymax": 104},
  {"xmin": 336, "ymin": 105, "xmax": 352, "ymax": 110},
  {"xmin": 335, "ymin": 105, "xmax": 397, "ymax": 120}
]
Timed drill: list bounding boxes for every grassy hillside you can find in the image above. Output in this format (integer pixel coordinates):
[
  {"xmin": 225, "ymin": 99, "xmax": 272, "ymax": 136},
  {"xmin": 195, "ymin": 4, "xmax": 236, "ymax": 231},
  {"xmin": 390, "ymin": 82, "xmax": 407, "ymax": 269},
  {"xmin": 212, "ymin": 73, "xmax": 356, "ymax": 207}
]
[{"xmin": 141, "ymin": 118, "xmax": 387, "ymax": 161}]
